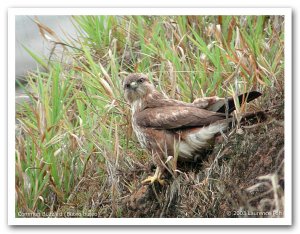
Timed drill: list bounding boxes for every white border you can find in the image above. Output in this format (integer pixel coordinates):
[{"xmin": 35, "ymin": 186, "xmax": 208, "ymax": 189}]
[
  {"xmin": 284, "ymin": 8, "xmax": 292, "ymax": 227},
  {"xmin": 8, "ymin": 7, "xmax": 291, "ymax": 15},
  {"xmin": 8, "ymin": 8, "xmax": 292, "ymax": 226}
]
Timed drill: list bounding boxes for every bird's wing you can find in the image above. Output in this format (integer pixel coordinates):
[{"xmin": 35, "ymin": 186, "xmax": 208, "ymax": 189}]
[
  {"xmin": 144, "ymin": 91, "xmax": 261, "ymax": 113},
  {"xmin": 135, "ymin": 106, "xmax": 226, "ymax": 129},
  {"xmin": 209, "ymin": 91, "xmax": 262, "ymax": 113}
]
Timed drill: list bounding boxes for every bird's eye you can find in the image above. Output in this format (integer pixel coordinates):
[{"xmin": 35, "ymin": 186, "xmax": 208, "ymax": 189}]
[
  {"xmin": 138, "ymin": 78, "xmax": 145, "ymax": 83},
  {"xmin": 125, "ymin": 84, "xmax": 130, "ymax": 89}
]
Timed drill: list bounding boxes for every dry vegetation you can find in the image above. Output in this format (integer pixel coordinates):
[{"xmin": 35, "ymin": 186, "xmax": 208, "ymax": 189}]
[{"xmin": 15, "ymin": 15, "xmax": 285, "ymax": 218}]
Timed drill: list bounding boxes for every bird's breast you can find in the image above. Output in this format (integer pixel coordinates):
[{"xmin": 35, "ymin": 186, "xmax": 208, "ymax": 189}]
[
  {"xmin": 131, "ymin": 99, "xmax": 143, "ymax": 114},
  {"xmin": 131, "ymin": 100, "xmax": 148, "ymax": 148},
  {"xmin": 131, "ymin": 119, "xmax": 148, "ymax": 148}
]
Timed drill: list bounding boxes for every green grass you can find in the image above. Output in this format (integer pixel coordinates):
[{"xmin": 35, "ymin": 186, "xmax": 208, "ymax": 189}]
[{"xmin": 15, "ymin": 15, "xmax": 285, "ymax": 217}]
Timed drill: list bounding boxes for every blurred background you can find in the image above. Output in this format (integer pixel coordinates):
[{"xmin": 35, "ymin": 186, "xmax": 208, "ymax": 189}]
[{"xmin": 15, "ymin": 16, "xmax": 76, "ymax": 102}]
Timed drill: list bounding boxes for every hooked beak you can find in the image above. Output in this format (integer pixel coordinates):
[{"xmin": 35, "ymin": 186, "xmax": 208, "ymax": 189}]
[{"xmin": 130, "ymin": 81, "xmax": 138, "ymax": 89}]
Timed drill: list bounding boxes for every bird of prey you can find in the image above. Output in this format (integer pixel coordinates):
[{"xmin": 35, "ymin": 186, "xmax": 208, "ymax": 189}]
[{"xmin": 123, "ymin": 73, "xmax": 261, "ymax": 185}]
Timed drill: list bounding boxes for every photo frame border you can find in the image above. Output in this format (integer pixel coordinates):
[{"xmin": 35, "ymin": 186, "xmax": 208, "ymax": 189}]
[{"xmin": 8, "ymin": 7, "xmax": 292, "ymax": 226}]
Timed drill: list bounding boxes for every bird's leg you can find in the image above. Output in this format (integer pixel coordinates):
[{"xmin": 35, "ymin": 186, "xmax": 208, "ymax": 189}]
[{"xmin": 142, "ymin": 167, "xmax": 165, "ymax": 185}]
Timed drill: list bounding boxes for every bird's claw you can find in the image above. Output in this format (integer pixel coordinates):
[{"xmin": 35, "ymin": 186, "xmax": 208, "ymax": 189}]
[{"xmin": 142, "ymin": 176, "xmax": 165, "ymax": 185}]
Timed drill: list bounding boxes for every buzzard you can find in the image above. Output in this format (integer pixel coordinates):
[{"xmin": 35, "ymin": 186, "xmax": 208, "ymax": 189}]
[{"xmin": 124, "ymin": 73, "xmax": 261, "ymax": 185}]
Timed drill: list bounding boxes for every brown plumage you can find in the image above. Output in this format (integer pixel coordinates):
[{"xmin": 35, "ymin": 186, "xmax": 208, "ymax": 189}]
[{"xmin": 123, "ymin": 73, "xmax": 261, "ymax": 184}]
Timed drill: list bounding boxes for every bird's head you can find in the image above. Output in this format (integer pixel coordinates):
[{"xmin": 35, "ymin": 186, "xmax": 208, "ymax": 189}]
[{"xmin": 123, "ymin": 73, "xmax": 155, "ymax": 104}]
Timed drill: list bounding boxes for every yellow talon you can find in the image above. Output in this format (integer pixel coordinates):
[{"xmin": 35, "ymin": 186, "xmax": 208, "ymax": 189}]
[
  {"xmin": 142, "ymin": 176, "xmax": 165, "ymax": 185},
  {"xmin": 142, "ymin": 167, "xmax": 165, "ymax": 185}
]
